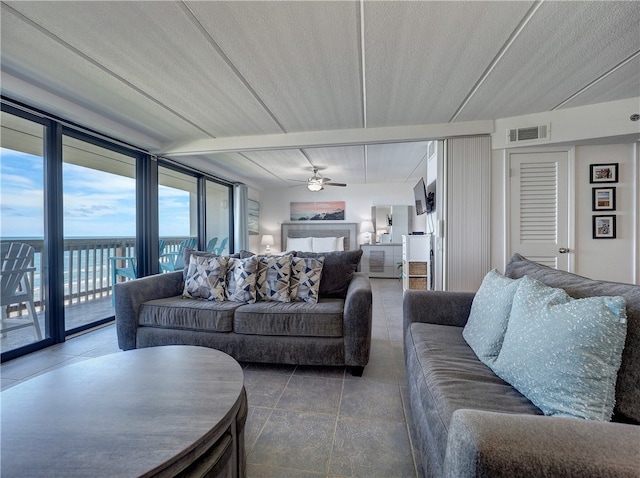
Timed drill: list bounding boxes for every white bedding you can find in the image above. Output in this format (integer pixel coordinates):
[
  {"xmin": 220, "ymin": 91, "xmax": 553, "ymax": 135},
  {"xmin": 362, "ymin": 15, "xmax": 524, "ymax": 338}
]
[{"xmin": 287, "ymin": 236, "xmax": 345, "ymax": 252}]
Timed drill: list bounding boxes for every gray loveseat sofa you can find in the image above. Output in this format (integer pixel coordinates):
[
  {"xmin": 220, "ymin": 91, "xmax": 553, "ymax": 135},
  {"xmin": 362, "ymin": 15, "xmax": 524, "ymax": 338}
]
[
  {"xmin": 115, "ymin": 250, "xmax": 372, "ymax": 376},
  {"xmin": 404, "ymin": 253, "xmax": 640, "ymax": 477}
]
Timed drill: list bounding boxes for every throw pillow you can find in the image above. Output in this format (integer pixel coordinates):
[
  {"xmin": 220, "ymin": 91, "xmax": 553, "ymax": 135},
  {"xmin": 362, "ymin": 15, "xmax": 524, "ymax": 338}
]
[
  {"xmin": 462, "ymin": 269, "xmax": 522, "ymax": 366},
  {"xmin": 182, "ymin": 255, "xmax": 227, "ymax": 301},
  {"xmin": 492, "ymin": 276, "xmax": 627, "ymax": 421},
  {"xmin": 256, "ymin": 254, "xmax": 292, "ymax": 302},
  {"xmin": 226, "ymin": 255, "xmax": 258, "ymax": 303},
  {"xmin": 296, "ymin": 250, "xmax": 363, "ymax": 298},
  {"xmin": 290, "ymin": 256, "xmax": 324, "ymax": 303}
]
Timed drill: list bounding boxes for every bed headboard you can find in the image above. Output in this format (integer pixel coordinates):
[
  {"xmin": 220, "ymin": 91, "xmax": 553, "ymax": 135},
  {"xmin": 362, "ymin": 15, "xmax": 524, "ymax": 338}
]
[{"xmin": 281, "ymin": 222, "xmax": 358, "ymax": 251}]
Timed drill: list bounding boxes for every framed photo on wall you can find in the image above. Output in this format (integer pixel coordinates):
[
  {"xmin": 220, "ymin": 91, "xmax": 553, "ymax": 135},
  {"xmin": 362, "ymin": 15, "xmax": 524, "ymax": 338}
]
[
  {"xmin": 592, "ymin": 187, "xmax": 616, "ymax": 211},
  {"xmin": 593, "ymin": 215, "xmax": 616, "ymax": 239},
  {"xmin": 590, "ymin": 163, "xmax": 618, "ymax": 183},
  {"xmin": 248, "ymin": 199, "xmax": 259, "ymax": 235}
]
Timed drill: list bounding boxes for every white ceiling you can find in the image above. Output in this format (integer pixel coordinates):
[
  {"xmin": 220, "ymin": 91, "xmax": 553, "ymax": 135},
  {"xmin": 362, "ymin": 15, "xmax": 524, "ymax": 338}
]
[{"xmin": 1, "ymin": 1, "xmax": 639, "ymax": 190}]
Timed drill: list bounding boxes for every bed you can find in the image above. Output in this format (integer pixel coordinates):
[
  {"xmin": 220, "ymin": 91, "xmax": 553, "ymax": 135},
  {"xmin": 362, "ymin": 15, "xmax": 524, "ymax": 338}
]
[{"xmin": 281, "ymin": 222, "xmax": 358, "ymax": 252}]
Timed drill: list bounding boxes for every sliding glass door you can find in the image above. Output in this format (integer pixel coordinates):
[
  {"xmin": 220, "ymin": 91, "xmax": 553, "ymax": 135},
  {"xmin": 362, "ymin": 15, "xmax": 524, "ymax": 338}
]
[
  {"xmin": 0, "ymin": 111, "xmax": 48, "ymax": 354},
  {"xmin": 62, "ymin": 134, "xmax": 137, "ymax": 332}
]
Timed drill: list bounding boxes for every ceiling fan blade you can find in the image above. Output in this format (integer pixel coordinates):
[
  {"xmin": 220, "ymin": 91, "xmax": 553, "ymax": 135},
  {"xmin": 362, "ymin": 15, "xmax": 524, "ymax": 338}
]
[{"xmin": 325, "ymin": 182, "xmax": 347, "ymax": 187}]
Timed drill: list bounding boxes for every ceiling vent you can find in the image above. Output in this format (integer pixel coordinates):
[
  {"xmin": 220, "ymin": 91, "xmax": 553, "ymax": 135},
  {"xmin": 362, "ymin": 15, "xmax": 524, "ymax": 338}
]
[{"xmin": 507, "ymin": 124, "xmax": 550, "ymax": 144}]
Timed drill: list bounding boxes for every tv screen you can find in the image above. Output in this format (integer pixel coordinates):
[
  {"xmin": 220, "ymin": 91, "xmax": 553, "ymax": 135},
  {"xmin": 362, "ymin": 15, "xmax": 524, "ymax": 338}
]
[{"xmin": 414, "ymin": 178, "xmax": 428, "ymax": 215}]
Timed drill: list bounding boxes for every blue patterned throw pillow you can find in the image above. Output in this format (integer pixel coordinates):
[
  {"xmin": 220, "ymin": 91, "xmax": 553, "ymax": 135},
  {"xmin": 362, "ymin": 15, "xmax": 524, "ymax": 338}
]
[
  {"xmin": 226, "ymin": 255, "xmax": 258, "ymax": 303},
  {"xmin": 290, "ymin": 256, "xmax": 324, "ymax": 303},
  {"xmin": 182, "ymin": 255, "xmax": 227, "ymax": 301},
  {"xmin": 492, "ymin": 276, "xmax": 627, "ymax": 421},
  {"xmin": 462, "ymin": 269, "xmax": 522, "ymax": 366},
  {"xmin": 256, "ymin": 254, "xmax": 292, "ymax": 302}
]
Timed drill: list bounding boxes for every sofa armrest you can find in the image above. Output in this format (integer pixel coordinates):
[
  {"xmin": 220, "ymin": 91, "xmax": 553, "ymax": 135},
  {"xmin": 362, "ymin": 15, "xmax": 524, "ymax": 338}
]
[
  {"xmin": 403, "ymin": 290, "xmax": 475, "ymax": 331},
  {"xmin": 343, "ymin": 272, "xmax": 373, "ymax": 368},
  {"xmin": 114, "ymin": 271, "xmax": 184, "ymax": 350},
  {"xmin": 444, "ymin": 409, "xmax": 640, "ymax": 478}
]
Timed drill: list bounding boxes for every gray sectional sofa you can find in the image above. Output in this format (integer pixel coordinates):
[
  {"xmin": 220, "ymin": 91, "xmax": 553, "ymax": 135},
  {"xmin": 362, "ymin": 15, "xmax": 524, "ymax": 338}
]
[
  {"xmin": 115, "ymin": 250, "xmax": 372, "ymax": 376},
  {"xmin": 404, "ymin": 253, "xmax": 640, "ymax": 477}
]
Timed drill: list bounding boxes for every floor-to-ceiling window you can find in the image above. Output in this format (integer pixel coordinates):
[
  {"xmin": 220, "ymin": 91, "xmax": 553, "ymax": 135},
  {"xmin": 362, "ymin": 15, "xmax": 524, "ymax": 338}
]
[
  {"xmin": 0, "ymin": 111, "xmax": 47, "ymax": 355},
  {"xmin": 158, "ymin": 165, "xmax": 198, "ymax": 271},
  {"xmin": 62, "ymin": 134, "xmax": 137, "ymax": 331},
  {"xmin": 205, "ymin": 180, "xmax": 231, "ymax": 255}
]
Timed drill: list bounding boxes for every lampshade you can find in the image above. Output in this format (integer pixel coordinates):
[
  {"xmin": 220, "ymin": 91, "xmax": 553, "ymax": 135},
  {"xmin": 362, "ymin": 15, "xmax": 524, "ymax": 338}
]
[
  {"xmin": 360, "ymin": 221, "xmax": 374, "ymax": 233},
  {"xmin": 260, "ymin": 234, "xmax": 274, "ymax": 246}
]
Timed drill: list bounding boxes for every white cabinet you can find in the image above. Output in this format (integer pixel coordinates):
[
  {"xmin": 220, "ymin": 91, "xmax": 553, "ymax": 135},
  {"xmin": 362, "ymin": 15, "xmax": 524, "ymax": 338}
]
[
  {"xmin": 360, "ymin": 244, "xmax": 402, "ymax": 278},
  {"xmin": 402, "ymin": 235, "xmax": 431, "ymax": 290}
]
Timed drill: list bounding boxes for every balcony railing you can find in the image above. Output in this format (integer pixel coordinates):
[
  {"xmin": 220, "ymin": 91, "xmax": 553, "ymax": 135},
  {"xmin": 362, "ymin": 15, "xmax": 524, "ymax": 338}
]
[{"xmin": 1, "ymin": 236, "xmax": 192, "ymax": 315}]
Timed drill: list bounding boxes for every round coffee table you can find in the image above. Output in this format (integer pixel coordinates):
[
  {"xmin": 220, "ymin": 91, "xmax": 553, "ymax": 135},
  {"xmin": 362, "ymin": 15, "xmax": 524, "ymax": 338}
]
[{"xmin": 1, "ymin": 346, "xmax": 246, "ymax": 477}]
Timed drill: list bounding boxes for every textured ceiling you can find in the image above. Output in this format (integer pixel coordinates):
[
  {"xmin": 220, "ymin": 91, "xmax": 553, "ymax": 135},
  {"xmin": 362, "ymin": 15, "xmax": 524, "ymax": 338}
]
[{"xmin": 1, "ymin": 1, "xmax": 638, "ymax": 190}]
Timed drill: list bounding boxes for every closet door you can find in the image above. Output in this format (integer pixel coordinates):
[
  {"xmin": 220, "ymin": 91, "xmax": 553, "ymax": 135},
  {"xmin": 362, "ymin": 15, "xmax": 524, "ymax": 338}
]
[{"xmin": 509, "ymin": 150, "xmax": 572, "ymax": 270}]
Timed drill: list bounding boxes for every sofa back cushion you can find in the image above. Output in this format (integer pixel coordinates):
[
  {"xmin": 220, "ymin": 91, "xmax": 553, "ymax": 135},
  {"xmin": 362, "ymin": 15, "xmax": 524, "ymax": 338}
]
[
  {"xmin": 505, "ymin": 253, "xmax": 640, "ymax": 424},
  {"xmin": 296, "ymin": 250, "xmax": 363, "ymax": 298}
]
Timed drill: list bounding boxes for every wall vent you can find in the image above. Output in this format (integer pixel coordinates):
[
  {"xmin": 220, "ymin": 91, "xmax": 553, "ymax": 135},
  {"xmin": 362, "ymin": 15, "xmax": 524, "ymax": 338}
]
[{"xmin": 507, "ymin": 124, "xmax": 550, "ymax": 144}]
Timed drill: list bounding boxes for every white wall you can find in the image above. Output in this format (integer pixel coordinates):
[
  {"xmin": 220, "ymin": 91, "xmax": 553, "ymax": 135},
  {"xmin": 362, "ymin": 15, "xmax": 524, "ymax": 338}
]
[{"xmin": 256, "ymin": 183, "xmax": 424, "ymax": 253}]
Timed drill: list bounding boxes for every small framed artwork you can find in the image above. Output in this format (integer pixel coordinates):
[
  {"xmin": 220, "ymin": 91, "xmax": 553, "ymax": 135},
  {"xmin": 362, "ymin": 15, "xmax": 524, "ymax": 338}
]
[
  {"xmin": 590, "ymin": 163, "xmax": 618, "ymax": 183},
  {"xmin": 593, "ymin": 215, "xmax": 616, "ymax": 239},
  {"xmin": 248, "ymin": 199, "xmax": 259, "ymax": 235},
  {"xmin": 592, "ymin": 187, "xmax": 616, "ymax": 211}
]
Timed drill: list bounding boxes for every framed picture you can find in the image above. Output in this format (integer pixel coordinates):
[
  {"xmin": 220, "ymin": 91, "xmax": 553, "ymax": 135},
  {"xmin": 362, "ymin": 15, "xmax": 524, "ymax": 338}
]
[
  {"xmin": 592, "ymin": 187, "xmax": 616, "ymax": 211},
  {"xmin": 590, "ymin": 163, "xmax": 618, "ymax": 183},
  {"xmin": 248, "ymin": 199, "xmax": 259, "ymax": 235},
  {"xmin": 593, "ymin": 215, "xmax": 616, "ymax": 239},
  {"xmin": 290, "ymin": 201, "xmax": 345, "ymax": 221}
]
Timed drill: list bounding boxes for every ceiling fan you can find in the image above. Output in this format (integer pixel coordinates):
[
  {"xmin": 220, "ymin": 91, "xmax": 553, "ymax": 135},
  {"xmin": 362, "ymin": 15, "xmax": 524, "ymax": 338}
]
[{"xmin": 305, "ymin": 167, "xmax": 347, "ymax": 192}]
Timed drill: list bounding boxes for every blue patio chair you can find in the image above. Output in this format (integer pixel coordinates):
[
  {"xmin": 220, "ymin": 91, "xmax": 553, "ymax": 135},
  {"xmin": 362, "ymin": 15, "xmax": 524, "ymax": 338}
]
[
  {"xmin": 160, "ymin": 237, "xmax": 197, "ymax": 272},
  {"xmin": 206, "ymin": 237, "xmax": 218, "ymax": 253},
  {"xmin": 212, "ymin": 237, "xmax": 228, "ymax": 255},
  {"xmin": 111, "ymin": 240, "xmax": 166, "ymax": 304}
]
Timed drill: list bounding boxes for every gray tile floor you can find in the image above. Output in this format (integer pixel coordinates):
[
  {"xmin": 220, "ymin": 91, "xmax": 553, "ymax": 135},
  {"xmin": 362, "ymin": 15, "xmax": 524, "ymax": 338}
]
[{"xmin": 0, "ymin": 278, "xmax": 420, "ymax": 478}]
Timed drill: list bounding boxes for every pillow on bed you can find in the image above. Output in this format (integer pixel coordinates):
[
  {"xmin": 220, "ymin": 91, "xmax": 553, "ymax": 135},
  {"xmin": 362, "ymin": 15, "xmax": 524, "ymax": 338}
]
[
  {"xmin": 336, "ymin": 237, "xmax": 345, "ymax": 251},
  {"xmin": 312, "ymin": 236, "xmax": 338, "ymax": 252},
  {"xmin": 287, "ymin": 237, "xmax": 312, "ymax": 252}
]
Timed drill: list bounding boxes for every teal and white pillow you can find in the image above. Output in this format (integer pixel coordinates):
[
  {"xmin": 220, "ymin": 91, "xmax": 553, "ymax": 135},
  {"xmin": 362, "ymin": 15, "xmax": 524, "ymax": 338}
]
[
  {"xmin": 183, "ymin": 255, "xmax": 227, "ymax": 301},
  {"xmin": 491, "ymin": 276, "xmax": 627, "ymax": 421},
  {"xmin": 290, "ymin": 256, "xmax": 324, "ymax": 303},
  {"xmin": 462, "ymin": 269, "xmax": 522, "ymax": 366},
  {"xmin": 226, "ymin": 255, "xmax": 258, "ymax": 303},
  {"xmin": 256, "ymin": 254, "xmax": 292, "ymax": 302}
]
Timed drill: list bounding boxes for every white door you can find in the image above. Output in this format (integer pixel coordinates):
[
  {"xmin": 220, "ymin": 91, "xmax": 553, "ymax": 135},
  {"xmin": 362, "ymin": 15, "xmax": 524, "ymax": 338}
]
[{"xmin": 509, "ymin": 150, "xmax": 572, "ymax": 271}]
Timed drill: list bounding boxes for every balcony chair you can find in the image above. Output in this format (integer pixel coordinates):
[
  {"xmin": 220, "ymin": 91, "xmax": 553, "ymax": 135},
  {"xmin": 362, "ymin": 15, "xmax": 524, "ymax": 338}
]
[
  {"xmin": 160, "ymin": 237, "xmax": 197, "ymax": 272},
  {"xmin": 1, "ymin": 242, "xmax": 42, "ymax": 340},
  {"xmin": 212, "ymin": 237, "xmax": 228, "ymax": 255},
  {"xmin": 206, "ymin": 237, "xmax": 218, "ymax": 253},
  {"xmin": 110, "ymin": 240, "xmax": 166, "ymax": 304}
]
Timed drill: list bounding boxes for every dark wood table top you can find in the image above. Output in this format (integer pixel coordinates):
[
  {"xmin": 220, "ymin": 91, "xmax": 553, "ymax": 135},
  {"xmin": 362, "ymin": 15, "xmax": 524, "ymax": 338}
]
[{"xmin": 1, "ymin": 346, "xmax": 244, "ymax": 477}]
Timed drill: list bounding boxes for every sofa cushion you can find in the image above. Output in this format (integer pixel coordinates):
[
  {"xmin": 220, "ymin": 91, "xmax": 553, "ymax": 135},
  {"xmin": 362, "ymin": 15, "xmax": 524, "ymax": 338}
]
[
  {"xmin": 505, "ymin": 253, "xmax": 640, "ymax": 424},
  {"xmin": 290, "ymin": 256, "xmax": 324, "ymax": 303},
  {"xmin": 296, "ymin": 250, "xmax": 363, "ymax": 298},
  {"xmin": 406, "ymin": 322, "xmax": 542, "ymax": 466},
  {"xmin": 233, "ymin": 299, "xmax": 344, "ymax": 337},
  {"xmin": 139, "ymin": 296, "xmax": 244, "ymax": 332},
  {"xmin": 492, "ymin": 276, "xmax": 627, "ymax": 421},
  {"xmin": 226, "ymin": 255, "xmax": 258, "ymax": 303},
  {"xmin": 256, "ymin": 254, "xmax": 293, "ymax": 302},
  {"xmin": 182, "ymin": 255, "xmax": 227, "ymax": 301},
  {"xmin": 462, "ymin": 269, "xmax": 522, "ymax": 366}
]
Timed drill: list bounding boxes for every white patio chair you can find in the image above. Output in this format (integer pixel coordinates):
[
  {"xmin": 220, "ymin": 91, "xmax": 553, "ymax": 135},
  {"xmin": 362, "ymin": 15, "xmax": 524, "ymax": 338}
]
[{"xmin": 1, "ymin": 242, "xmax": 42, "ymax": 340}]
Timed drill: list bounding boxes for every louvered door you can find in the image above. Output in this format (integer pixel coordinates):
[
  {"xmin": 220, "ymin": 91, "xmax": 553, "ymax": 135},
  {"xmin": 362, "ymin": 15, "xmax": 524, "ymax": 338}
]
[{"xmin": 509, "ymin": 151, "xmax": 571, "ymax": 271}]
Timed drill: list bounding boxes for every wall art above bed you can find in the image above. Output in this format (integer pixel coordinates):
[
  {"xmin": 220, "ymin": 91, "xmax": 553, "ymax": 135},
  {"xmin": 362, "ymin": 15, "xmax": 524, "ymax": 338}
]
[{"xmin": 290, "ymin": 201, "xmax": 345, "ymax": 221}]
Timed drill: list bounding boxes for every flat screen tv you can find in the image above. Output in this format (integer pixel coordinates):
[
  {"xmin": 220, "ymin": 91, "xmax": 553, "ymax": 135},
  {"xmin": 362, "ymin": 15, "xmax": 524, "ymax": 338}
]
[{"xmin": 414, "ymin": 178, "xmax": 428, "ymax": 215}]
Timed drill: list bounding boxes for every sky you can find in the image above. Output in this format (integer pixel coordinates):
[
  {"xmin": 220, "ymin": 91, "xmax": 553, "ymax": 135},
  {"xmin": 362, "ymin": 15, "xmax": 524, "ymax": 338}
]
[{"xmin": 1, "ymin": 148, "xmax": 190, "ymax": 238}]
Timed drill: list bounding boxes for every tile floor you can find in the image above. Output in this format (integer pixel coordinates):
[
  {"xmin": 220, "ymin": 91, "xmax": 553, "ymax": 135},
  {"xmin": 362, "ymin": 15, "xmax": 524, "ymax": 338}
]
[{"xmin": 0, "ymin": 278, "xmax": 420, "ymax": 478}]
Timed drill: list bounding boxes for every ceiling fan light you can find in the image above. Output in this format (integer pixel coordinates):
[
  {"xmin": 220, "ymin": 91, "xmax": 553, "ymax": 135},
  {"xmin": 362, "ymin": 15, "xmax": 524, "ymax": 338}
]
[{"xmin": 308, "ymin": 180, "xmax": 323, "ymax": 192}]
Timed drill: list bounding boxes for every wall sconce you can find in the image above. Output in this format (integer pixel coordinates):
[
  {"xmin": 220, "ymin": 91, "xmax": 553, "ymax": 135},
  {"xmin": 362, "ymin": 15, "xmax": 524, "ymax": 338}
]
[
  {"xmin": 360, "ymin": 220, "xmax": 374, "ymax": 245},
  {"xmin": 260, "ymin": 234, "xmax": 274, "ymax": 253}
]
